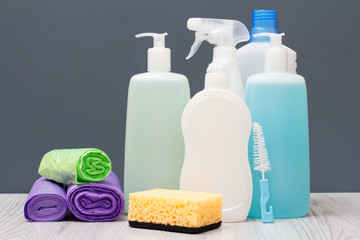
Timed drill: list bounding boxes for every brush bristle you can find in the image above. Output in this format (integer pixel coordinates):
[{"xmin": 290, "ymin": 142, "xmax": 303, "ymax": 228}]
[{"xmin": 252, "ymin": 122, "xmax": 271, "ymax": 173}]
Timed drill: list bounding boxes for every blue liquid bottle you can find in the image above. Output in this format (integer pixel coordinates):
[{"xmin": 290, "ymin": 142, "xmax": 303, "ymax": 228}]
[{"xmin": 245, "ymin": 33, "xmax": 310, "ymax": 218}]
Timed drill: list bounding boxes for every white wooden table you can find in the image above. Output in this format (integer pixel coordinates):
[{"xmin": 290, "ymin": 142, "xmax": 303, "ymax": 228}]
[{"xmin": 0, "ymin": 193, "xmax": 359, "ymax": 240}]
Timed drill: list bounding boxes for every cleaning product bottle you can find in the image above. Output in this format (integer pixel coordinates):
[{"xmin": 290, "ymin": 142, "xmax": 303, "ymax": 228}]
[
  {"xmin": 180, "ymin": 60, "xmax": 253, "ymax": 222},
  {"xmin": 186, "ymin": 18, "xmax": 250, "ymax": 98},
  {"xmin": 245, "ymin": 32, "xmax": 310, "ymax": 218},
  {"xmin": 124, "ymin": 32, "xmax": 190, "ymax": 210},
  {"xmin": 237, "ymin": 9, "xmax": 297, "ymax": 88}
]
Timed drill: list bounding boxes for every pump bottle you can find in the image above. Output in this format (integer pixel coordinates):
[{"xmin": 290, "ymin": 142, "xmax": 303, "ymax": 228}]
[
  {"xmin": 245, "ymin": 33, "xmax": 310, "ymax": 218},
  {"xmin": 180, "ymin": 60, "xmax": 253, "ymax": 221},
  {"xmin": 186, "ymin": 18, "xmax": 250, "ymax": 98},
  {"xmin": 124, "ymin": 33, "xmax": 190, "ymax": 210},
  {"xmin": 237, "ymin": 10, "xmax": 297, "ymax": 88}
]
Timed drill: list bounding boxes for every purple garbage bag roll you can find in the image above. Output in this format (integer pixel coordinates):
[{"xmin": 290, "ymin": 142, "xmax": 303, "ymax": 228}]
[
  {"xmin": 24, "ymin": 177, "xmax": 67, "ymax": 222},
  {"xmin": 66, "ymin": 171, "xmax": 124, "ymax": 221}
]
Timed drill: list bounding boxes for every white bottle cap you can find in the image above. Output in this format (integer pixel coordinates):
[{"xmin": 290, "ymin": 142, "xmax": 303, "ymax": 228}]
[
  {"xmin": 135, "ymin": 32, "xmax": 171, "ymax": 72},
  {"xmin": 253, "ymin": 33, "xmax": 287, "ymax": 72},
  {"xmin": 205, "ymin": 62, "xmax": 229, "ymax": 89}
]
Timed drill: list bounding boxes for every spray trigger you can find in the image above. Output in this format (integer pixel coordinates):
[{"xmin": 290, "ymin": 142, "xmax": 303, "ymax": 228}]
[{"xmin": 186, "ymin": 32, "xmax": 210, "ymax": 60}]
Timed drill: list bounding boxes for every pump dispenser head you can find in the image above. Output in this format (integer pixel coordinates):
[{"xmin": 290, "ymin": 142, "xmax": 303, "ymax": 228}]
[
  {"xmin": 186, "ymin": 18, "xmax": 250, "ymax": 59},
  {"xmin": 253, "ymin": 32, "xmax": 287, "ymax": 72},
  {"xmin": 135, "ymin": 32, "xmax": 171, "ymax": 72}
]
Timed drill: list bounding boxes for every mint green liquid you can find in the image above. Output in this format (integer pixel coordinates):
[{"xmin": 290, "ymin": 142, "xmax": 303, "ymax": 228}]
[
  {"xmin": 124, "ymin": 73, "xmax": 190, "ymax": 211},
  {"xmin": 245, "ymin": 75, "xmax": 310, "ymax": 218}
]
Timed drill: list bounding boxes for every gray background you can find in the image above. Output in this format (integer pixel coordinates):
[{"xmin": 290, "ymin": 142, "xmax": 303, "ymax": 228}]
[{"xmin": 0, "ymin": 0, "xmax": 359, "ymax": 193}]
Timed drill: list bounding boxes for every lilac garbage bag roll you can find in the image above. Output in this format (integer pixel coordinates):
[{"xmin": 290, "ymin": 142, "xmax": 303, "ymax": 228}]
[
  {"xmin": 24, "ymin": 177, "xmax": 67, "ymax": 222},
  {"xmin": 66, "ymin": 171, "xmax": 124, "ymax": 222}
]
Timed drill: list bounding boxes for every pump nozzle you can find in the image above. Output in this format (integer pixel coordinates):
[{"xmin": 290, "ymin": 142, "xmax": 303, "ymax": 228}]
[
  {"xmin": 135, "ymin": 32, "xmax": 171, "ymax": 72},
  {"xmin": 253, "ymin": 32, "xmax": 287, "ymax": 72},
  {"xmin": 135, "ymin": 32, "xmax": 168, "ymax": 48},
  {"xmin": 186, "ymin": 18, "xmax": 250, "ymax": 60}
]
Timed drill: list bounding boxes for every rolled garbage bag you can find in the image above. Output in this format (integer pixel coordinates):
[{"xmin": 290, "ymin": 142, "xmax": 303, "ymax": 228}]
[
  {"xmin": 24, "ymin": 177, "xmax": 67, "ymax": 222},
  {"xmin": 66, "ymin": 171, "xmax": 124, "ymax": 222},
  {"xmin": 38, "ymin": 148, "xmax": 112, "ymax": 185}
]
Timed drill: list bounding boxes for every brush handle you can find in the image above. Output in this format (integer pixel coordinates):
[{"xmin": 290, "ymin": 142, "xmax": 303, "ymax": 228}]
[{"xmin": 260, "ymin": 179, "xmax": 274, "ymax": 223}]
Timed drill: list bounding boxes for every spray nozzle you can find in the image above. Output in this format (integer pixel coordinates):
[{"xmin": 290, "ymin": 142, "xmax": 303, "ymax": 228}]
[
  {"xmin": 186, "ymin": 18, "xmax": 250, "ymax": 60},
  {"xmin": 135, "ymin": 32, "xmax": 171, "ymax": 72},
  {"xmin": 135, "ymin": 32, "xmax": 168, "ymax": 48},
  {"xmin": 253, "ymin": 33, "xmax": 287, "ymax": 72}
]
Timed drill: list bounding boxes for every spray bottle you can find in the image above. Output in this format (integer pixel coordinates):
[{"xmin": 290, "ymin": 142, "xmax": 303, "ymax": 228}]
[
  {"xmin": 245, "ymin": 32, "xmax": 310, "ymax": 218},
  {"xmin": 186, "ymin": 18, "xmax": 250, "ymax": 98},
  {"xmin": 180, "ymin": 19, "xmax": 253, "ymax": 222}
]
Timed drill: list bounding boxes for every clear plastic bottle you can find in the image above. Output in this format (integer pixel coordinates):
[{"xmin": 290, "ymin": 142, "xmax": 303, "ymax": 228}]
[
  {"xmin": 245, "ymin": 33, "xmax": 310, "ymax": 218},
  {"xmin": 124, "ymin": 33, "xmax": 190, "ymax": 211}
]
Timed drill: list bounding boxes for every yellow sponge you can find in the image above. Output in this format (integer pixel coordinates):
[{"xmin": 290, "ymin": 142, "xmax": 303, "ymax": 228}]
[{"xmin": 128, "ymin": 189, "xmax": 222, "ymax": 234}]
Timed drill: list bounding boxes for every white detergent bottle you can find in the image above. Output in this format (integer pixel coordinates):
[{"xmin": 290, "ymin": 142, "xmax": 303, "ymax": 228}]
[
  {"xmin": 124, "ymin": 33, "xmax": 190, "ymax": 211},
  {"xmin": 237, "ymin": 10, "xmax": 297, "ymax": 88},
  {"xmin": 180, "ymin": 61, "xmax": 253, "ymax": 222},
  {"xmin": 186, "ymin": 18, "xmax": 250, "ymax": 98}
]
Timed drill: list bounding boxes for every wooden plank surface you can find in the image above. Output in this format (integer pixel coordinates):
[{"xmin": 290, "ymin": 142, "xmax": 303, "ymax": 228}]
[{"xmin": 0, "ymin": 193, "xmax": 359, "ymax": 240}]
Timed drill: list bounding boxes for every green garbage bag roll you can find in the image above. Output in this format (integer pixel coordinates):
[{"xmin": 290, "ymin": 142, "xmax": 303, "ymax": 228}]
[{"xmin": 38, "ymin": 148, "xmax": 112, "ymax": 185}]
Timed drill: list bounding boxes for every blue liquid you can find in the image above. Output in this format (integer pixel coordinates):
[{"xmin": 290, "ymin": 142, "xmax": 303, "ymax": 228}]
[{"xmin": 245, "ymin": 74, "xmax": 310, "ymax": 218}]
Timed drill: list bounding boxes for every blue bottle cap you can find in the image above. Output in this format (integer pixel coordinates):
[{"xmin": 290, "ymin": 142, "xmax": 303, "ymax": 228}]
[{"xmin": 250, "ymin": 10, "xmax": 279, "ymax": 42}]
